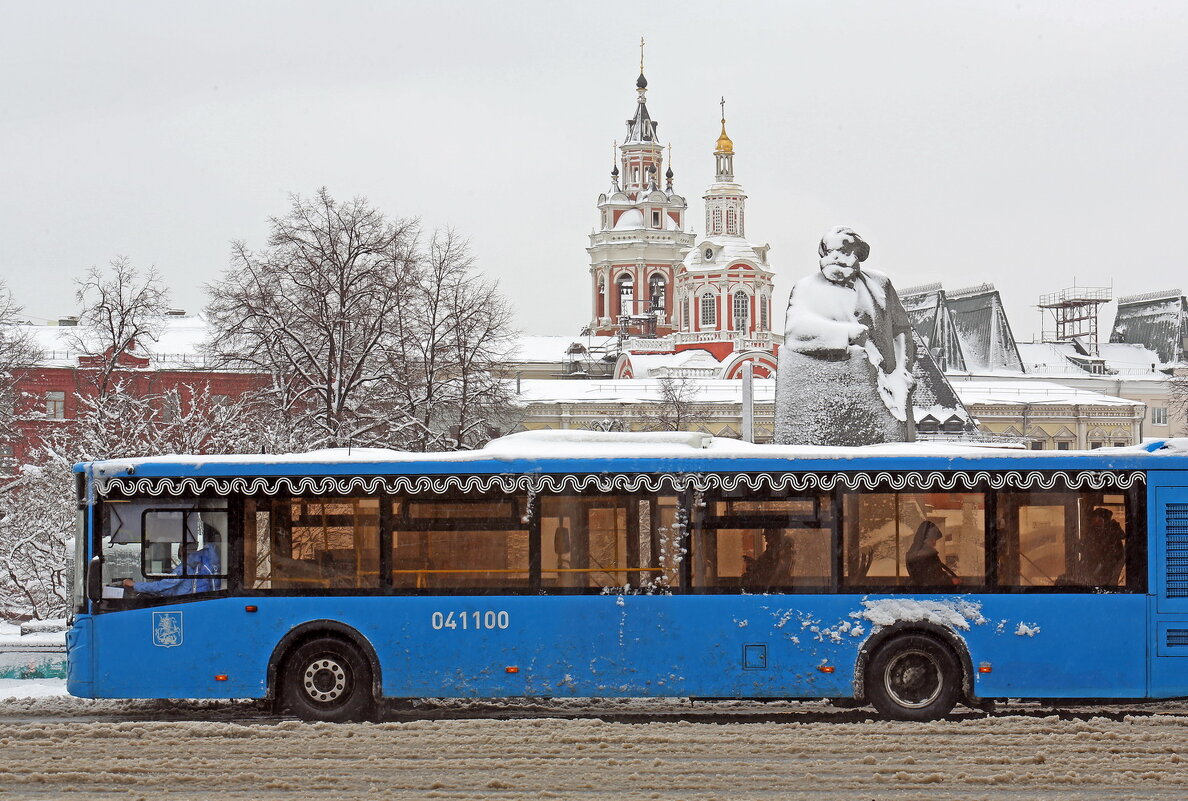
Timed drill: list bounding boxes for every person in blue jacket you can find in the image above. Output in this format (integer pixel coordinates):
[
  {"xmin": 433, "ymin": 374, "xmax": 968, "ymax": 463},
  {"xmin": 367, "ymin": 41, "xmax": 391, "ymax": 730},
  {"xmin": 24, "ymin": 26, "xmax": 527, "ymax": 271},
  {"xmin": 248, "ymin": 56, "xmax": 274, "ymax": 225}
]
[{"xmin": 122, "ymin": 540, "xmax": 222, "ymax": 596}]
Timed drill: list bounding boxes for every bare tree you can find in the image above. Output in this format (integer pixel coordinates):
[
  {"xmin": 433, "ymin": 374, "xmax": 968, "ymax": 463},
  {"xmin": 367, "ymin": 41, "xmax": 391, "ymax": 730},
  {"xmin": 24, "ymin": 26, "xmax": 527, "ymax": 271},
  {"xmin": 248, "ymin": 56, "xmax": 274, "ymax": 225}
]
[
  {"xmin": 208, "ymin": 190, "xmax": 517, "ymax": 452},
  {"xmin": 642, "ymin": 376, "xmax": 705, "ymax": 432},
  {"xmin": 66, "ymin": 257, "xmax": 170, "ymax": 397},
  {"xmin": 1170, "ymin": 368, "xmax": 1188, "ymax": 437},
  {"xmin": 0, "ymin": 281, "xmax": 39, "ymax": 443},
  {"xmin": 388, "ymin": 228, "xmax": 517, "ymax": 450},
  {"xmin": 206, "ymin": 189, "xmax": 421, "ymax": 449}
]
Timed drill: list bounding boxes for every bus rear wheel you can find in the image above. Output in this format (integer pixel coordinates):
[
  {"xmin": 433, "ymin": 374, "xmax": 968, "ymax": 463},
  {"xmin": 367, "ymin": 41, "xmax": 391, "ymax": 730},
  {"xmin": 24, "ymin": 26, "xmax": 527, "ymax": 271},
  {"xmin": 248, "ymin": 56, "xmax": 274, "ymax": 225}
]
[
  {"xmin": 866, "ymin": 635, "xmax": 959, "ymax": 721},
  {"xmin": 281, "ymin": 637, "xmax": 374, "ymax": 722}
]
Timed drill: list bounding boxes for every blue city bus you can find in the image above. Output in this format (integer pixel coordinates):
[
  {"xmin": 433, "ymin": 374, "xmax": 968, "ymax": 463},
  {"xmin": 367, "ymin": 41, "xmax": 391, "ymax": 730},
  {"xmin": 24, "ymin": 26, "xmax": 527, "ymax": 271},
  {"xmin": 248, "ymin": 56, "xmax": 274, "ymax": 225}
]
[{"xmin": 66, "ymin": 431, "xmax": 1188, "ymax": 721}]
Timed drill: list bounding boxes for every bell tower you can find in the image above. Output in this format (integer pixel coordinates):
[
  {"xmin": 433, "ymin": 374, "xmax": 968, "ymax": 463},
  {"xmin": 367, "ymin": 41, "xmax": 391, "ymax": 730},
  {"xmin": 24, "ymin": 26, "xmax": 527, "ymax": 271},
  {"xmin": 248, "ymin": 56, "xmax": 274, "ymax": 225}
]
[
  {"xmin": 703, "ymin": 98, "xmax": 747, "ymax": 238},
  {"xmin": 586, "ymin": 43, "xmax": 692, "ymax": 337}
]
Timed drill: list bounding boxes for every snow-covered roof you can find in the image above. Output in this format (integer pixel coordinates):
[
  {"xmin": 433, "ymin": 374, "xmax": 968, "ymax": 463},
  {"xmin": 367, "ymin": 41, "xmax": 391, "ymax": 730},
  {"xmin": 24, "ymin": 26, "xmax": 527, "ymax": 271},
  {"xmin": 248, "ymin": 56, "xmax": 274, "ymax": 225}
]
[
  {"xmin": 508, "ymin": 335, "xmax": 615, "ymax": 365},
  {"xmin": 514, "ymin": 377, "xmax": 769, "ymax": 405},
  {"xmin": 947, "ymin": 379, "xmax": 1145, "ymax": 407},
  {"xmin": 681, "ymin": 235, "xmax": 770, "ymax": 274},
  {"xmin": 83, "ymin": 429, "xmax": 1188, "ymax": 477},
  {"xmin": 1016, "ymin": 342, "xmax": 1167, "ymax": 376},
  {"xmin": 613, "ymin": 208, "xmax": 645, "ymax": 230},
  {"xmin": 619, "ymin": 349, "xmax": 723, "ymax": 378},
  {"xmin": 512, "ymin": 376, "xmax": 1142, "ymax": 411},
  {"xmin": 25, "ymin": 316, "xmax": 211, "ymax": 369}
]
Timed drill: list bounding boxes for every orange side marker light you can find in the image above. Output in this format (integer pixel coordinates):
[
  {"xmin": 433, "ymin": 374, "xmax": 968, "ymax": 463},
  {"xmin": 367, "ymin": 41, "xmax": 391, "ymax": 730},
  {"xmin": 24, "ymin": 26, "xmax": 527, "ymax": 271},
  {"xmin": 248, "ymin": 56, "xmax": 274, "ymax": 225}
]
[
  {"xmin": 505, "ymin": 666, "xmax": 520, "ymax": 674},
  {"xmin": 978, "ymin": 663, "xmax": 992, "ymax": 674},
  {"xmin": 244, "ymin": 605, "xmax": 258, "ymax": 613},
  {"xmin": 817, "ymin": 665, "xmax": 835, "ymax": 674},
  {"xmin": 215, "ymin": 675, "xmax": 229, "ymax": 682}
]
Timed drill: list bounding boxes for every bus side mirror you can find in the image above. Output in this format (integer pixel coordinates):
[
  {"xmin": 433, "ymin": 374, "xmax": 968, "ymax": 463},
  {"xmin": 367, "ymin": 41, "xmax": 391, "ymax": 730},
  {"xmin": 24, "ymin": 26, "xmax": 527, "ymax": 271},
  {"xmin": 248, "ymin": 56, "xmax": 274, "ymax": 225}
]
[{"xmin": 86, "ymin": 556, "xmax": 102, "ymax": 602}]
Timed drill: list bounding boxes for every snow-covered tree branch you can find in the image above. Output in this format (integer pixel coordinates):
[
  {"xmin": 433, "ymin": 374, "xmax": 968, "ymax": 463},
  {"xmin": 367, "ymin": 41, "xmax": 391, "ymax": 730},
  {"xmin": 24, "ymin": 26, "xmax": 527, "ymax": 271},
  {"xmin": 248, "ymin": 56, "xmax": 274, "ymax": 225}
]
[{"xmin": 0, "ymin": 281, "xmax": 39, "ymax": 444}]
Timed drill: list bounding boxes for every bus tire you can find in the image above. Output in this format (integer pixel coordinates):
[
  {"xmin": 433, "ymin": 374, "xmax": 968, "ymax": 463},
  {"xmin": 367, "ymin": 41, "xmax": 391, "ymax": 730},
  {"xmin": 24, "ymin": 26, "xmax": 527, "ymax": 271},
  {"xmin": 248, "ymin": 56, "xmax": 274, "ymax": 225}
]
[
  {"xmin": 866, "ymin": 634, "xmax": 959, "ymax": 722},
  {"xmin": 281, "ymin": 637, "xmax": 374, "ymax": 723}
]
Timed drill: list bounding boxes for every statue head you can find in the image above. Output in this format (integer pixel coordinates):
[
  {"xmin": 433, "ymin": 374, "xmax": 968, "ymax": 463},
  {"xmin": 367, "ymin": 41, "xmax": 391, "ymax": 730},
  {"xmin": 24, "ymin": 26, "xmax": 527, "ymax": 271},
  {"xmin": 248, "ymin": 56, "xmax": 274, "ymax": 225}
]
[{"xmin": 818, "ymin": 226, "xmax": 870, "ymax": 285}]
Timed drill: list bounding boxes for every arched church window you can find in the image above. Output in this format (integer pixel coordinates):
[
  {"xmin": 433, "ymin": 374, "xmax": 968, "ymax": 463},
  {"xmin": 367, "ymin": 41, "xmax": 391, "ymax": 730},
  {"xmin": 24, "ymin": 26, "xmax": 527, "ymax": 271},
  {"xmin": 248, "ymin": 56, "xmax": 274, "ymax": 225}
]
[
  {"xmin": 759, "ymin": 294, "xmax": 768, "ymax": 332},
  {"xmin": 617, "ymin": 274, "xmax": 634, "ymax": 316},
  {"xmin": 726, "ymin": 209, "xmax": 736, "ymax": 235},
  {"xmin": 712, "ymin": 209, "xmax": 723, "ymax": 234},
  {"xmin": 648, "ymin": 274, "xmax": 666, "ymax": 312},
  {"xmin": 700, "ymin": 294, "xmax": 716, "ymax": 328},
  {"xmin": 733, "ymin": 292, "xmax": 749, "ymax": 332}
]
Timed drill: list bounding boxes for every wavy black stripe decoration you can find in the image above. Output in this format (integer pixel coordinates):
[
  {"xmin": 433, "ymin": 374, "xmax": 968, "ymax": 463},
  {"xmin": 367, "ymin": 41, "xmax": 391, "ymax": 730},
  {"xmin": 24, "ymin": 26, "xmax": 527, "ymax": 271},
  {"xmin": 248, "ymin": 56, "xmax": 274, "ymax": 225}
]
[{"xmin": 95, "ymin": 469, "xmax": 1146, "ymax": 498}]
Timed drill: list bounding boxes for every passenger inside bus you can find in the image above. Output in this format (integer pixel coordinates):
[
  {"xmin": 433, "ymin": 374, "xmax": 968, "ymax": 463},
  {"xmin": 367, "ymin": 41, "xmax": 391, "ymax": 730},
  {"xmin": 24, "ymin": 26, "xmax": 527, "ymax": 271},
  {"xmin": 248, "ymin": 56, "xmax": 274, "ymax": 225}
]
[
  {"xmin": 740, "ymin": 530, "xmax": 793, "ymax": 590},
  {"xmin": 905, "ymin": 521, "xmax": 960, "ymax": 586},
  {"xmin": 1083, "ymin": 507, "xmax": 1126, "ymax": 585},
  {"xmin": 123, "ymin": 528, "xmax": 223, "ymax": 597}
]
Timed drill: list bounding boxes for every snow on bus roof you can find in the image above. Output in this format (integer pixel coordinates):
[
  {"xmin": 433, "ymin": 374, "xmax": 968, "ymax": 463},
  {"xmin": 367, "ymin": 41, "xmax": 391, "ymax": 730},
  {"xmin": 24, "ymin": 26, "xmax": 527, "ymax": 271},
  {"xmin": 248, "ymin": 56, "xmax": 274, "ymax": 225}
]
[{"xmin": 82, "ymin": 431, "xmax": 1185, "ymax": 475}]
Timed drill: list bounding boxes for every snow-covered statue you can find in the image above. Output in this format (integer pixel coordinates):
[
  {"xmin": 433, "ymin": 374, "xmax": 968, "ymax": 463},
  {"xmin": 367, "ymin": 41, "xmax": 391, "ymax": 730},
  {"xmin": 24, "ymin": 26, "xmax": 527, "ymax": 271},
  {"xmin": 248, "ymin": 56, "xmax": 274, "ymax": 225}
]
[{"xmin": 774, "ymin": 226, "xmax": 917, "ymax": 445}]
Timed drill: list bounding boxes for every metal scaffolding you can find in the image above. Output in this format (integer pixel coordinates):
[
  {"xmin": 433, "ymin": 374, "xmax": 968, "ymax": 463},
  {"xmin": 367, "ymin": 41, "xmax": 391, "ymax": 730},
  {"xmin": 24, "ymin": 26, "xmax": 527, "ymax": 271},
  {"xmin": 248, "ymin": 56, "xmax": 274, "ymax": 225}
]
[{"xmin": 1038, "ymin": 285, "xmax": 1112, "ymax": 355}]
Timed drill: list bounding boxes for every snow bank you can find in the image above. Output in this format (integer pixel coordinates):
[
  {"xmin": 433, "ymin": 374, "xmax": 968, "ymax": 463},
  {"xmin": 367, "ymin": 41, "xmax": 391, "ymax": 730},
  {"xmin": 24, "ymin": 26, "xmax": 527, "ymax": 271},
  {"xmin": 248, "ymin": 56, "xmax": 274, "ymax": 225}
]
[{"xmin": 0, "ymin": 678, "xmax": 67, "ymax": 699}]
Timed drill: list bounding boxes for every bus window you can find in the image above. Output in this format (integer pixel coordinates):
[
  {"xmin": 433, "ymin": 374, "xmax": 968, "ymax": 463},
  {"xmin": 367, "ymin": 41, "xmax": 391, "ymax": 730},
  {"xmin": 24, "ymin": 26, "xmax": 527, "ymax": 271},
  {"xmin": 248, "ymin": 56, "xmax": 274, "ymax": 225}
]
[
  {"xmin": 245, "ymin": 496, "xmax": 380, "ymax": 590},
  {"xmin": 997, "ymin": 490, "xmax": 1129, "ymax": 588},
  {"xmin": 843, "ymin": 492, "xmax": 985, "ymax": 589},
  {"xmin": 100, "ymin": 499, "xmax": 228, "ymax": 599},
  {"xmin": 540, "ymin": 493, "xmax": 676, "ymax": 591},
  {"xmin": 693, "ymin": 491, "xmax": 834, "ymax": 592},
  {"xmin": 390, "ymin": 493, "xmax": 529, "ymax": 591}
]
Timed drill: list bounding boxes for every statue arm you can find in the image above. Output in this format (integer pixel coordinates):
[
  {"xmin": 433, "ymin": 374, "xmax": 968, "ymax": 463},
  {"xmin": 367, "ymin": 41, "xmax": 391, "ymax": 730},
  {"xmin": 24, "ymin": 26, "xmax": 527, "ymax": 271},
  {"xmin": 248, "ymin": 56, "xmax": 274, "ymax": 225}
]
[{"xmin": 785, "ymin": 284, "xmax": 866, "ymax": 355}]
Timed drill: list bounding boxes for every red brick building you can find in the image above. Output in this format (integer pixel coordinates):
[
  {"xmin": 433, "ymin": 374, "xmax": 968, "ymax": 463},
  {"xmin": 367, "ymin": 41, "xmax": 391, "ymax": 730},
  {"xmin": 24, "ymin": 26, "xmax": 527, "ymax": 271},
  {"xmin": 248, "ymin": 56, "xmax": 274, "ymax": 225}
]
[{"xmin": 5, "ymin": 316, "xmax": 267, "ymax": 467}]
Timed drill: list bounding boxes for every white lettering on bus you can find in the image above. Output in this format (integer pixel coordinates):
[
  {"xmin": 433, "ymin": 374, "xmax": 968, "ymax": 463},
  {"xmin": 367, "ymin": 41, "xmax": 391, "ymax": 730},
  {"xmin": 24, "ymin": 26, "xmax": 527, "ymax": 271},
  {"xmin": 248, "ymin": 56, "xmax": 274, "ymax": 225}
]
[{"xmin": 430, "ymin": 610, "xmax": 510, "ymax": 631}]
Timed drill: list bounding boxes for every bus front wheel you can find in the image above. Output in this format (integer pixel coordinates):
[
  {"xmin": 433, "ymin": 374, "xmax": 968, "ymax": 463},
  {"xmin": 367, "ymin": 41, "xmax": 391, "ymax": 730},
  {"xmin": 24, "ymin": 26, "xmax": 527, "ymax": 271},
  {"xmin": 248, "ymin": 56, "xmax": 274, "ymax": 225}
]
[
  {"xmin": 866, "ymin": 635, "xmax": 959, "ymax": 722},
  {"xmin": 281, "ymin": 637, "xmax": 374, "ymax": 723}
]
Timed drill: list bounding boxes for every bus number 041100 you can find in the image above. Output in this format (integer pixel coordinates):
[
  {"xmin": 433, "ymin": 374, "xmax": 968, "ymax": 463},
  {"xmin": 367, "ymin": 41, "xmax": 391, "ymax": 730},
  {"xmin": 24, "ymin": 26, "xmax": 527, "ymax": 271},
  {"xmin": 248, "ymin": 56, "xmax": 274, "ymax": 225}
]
[{"xmin": 430, "ymin": 610, "xmax": 510, "ymax": 631}]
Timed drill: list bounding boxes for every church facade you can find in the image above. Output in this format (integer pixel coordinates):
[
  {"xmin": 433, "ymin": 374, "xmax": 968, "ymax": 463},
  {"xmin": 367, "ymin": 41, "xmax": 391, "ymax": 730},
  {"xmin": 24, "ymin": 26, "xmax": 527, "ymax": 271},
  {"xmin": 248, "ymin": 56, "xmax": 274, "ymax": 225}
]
[{"xmin": 586, "ymin": 69, "xmax": 779, "ymax": 381}]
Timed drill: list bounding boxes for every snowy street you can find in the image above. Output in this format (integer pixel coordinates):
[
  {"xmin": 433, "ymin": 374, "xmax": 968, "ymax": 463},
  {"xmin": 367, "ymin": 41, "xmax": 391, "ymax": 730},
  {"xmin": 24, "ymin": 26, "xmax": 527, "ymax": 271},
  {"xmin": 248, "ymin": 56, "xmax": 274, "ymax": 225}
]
[{"xmin": 2, "ymin": 682, "xmax": 1187, "ymax": 800}]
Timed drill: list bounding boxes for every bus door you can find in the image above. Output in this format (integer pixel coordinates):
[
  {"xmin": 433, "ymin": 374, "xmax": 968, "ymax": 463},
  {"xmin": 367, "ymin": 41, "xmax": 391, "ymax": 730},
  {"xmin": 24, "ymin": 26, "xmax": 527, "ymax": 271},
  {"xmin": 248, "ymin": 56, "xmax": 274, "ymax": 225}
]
[{"xmin": 1150, "ymin": 485, "xmax": 1188, "ymax": 695}]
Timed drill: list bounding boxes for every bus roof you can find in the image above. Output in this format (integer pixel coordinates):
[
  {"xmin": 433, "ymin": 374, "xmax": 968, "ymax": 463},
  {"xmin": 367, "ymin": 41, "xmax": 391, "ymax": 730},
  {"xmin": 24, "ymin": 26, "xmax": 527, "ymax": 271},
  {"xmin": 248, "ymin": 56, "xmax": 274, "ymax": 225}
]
[{"xmin": 76, "ymin": 431, "xmax": 1188, "ymax": 480}]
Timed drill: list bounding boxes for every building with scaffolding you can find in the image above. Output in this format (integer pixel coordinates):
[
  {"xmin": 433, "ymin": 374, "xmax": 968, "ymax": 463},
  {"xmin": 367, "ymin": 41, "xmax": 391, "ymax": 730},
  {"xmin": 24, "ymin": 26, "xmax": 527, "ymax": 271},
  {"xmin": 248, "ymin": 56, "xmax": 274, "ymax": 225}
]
[{"xmin": 1038, "ymin": 284, "xmax": 1112, "ymax": 357}]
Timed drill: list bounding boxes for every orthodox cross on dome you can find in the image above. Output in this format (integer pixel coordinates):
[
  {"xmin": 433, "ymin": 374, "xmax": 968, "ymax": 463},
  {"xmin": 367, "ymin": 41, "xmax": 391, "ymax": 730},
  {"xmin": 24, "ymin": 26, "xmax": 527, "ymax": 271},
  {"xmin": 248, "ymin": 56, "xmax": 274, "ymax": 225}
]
[
  {"xmin": 624, "ymin": 42, "xmax": 658, "ymax": 146},
  {"xmin": 713, "ymin": 96, "xmax": 735, "ymax": 181},
  {"xmin": 665, "ymin": 142, "xmax": 674, "ymax": 191},
  {"xmin": 716, "ymin": 96, "xmax": 734, "ymax": 155}
]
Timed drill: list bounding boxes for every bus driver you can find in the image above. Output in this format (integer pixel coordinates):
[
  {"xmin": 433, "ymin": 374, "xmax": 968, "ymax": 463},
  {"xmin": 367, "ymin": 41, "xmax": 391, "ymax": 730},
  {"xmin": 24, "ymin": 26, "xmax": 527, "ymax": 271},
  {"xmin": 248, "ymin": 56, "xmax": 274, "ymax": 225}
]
[{"xmin": 122, "ymin": 528, "xmax": 223, "ymax": 597}]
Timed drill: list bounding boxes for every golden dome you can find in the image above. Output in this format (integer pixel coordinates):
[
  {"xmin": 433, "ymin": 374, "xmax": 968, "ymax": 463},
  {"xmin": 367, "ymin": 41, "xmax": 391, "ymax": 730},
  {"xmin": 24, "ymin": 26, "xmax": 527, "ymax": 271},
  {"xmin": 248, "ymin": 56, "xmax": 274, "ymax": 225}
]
[{"xmin": 715, "ymin": 119, "xmax": 734, "ymax": 154}]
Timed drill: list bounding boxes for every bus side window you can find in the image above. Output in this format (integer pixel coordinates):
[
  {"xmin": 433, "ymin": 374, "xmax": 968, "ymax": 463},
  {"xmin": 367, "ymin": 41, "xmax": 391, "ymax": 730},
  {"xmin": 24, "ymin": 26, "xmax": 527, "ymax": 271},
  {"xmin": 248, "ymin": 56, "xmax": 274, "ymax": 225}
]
[
  {"xmin": 997, "ymin": 490, "xmax": 1129, "ymax": 589},
  {"xmin": 692, "ymin": 491, "xmax": 833, "ymax": 592},
  {"xmin": 842, "ymin": 491, "xmax": 986, "ymax": 590},
  {"xmin": 540, "ymin": 493, "xmax": 677, "ymax": 592},
  {"xmin": 246, "ymin": 495, "xmax": 381, "ymax": 590},
  {"xmin": 390, "ymin": 494, "xmax": 530, "ymax": 592}
]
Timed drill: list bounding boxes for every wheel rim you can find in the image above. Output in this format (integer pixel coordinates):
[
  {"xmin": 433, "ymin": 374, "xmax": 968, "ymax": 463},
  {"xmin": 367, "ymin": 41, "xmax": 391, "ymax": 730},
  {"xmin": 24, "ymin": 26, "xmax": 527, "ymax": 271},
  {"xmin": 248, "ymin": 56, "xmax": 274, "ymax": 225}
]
[
  {"xmin": 302, "ymin": 656, "xmax": 349, "ymax": 705},
  {"xmin": 883, "ymin": 649, "xmax": 943, "ymax": 709}
]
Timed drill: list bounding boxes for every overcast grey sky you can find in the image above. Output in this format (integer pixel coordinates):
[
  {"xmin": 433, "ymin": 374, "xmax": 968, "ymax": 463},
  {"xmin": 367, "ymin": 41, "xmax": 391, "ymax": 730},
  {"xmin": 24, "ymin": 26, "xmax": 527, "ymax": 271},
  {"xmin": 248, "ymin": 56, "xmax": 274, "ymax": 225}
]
[{"xmin": 3, "ymin": 1, "xmax": 1186, "ymax": 341}]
